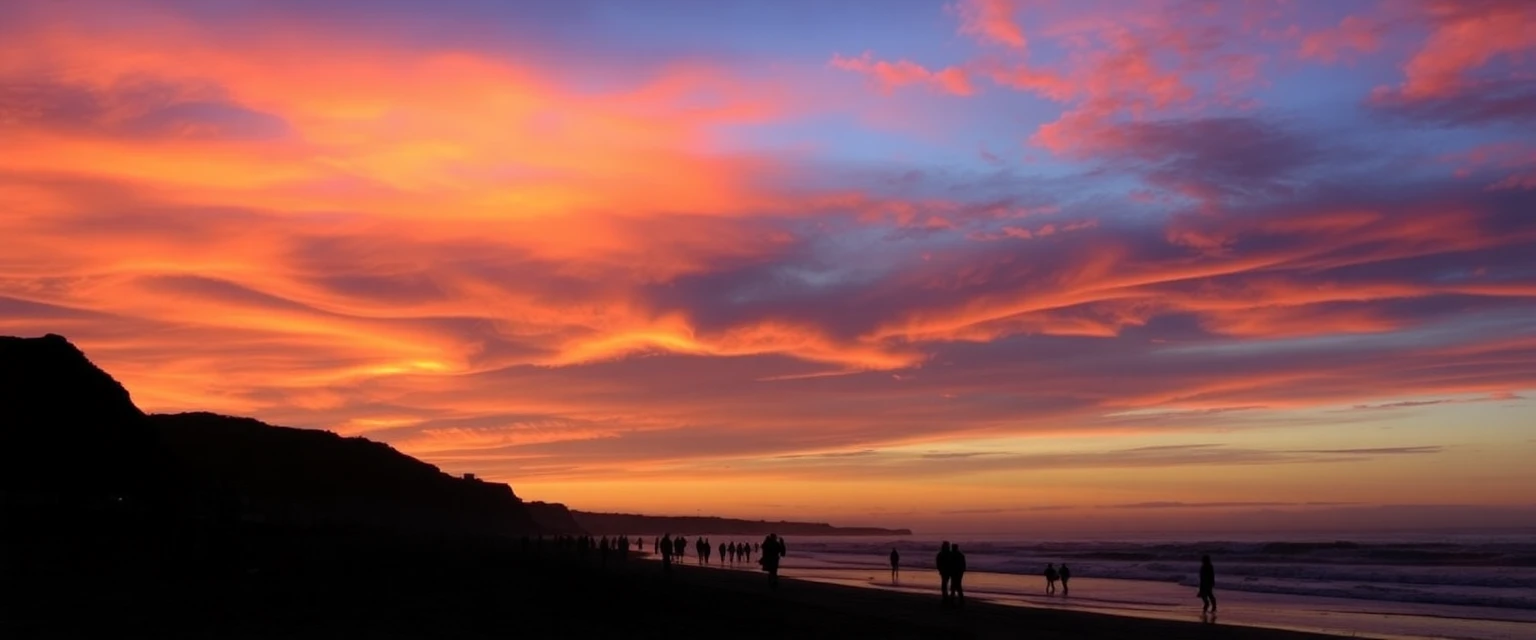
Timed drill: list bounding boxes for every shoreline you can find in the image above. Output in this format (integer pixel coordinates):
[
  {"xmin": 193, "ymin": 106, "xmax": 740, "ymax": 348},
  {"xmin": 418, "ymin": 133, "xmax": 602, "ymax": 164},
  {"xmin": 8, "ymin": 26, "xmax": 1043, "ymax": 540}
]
[
  {"xmin": 649, "ymin": 554, "xmax": 1536, "ymax": 639},
  {"xmin": 6, "ymin": 526, "xmax": 1346, "ymax": 639},
  {"xmin": 640, "ymin": 557, "xmax": 1346, "ymax": 639}
]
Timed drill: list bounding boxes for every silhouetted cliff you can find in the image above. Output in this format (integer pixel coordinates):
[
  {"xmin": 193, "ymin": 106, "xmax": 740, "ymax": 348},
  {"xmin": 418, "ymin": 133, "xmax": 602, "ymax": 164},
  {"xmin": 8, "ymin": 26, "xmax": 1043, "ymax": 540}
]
[
  {"xmin": 524, "ymin": 501, "xmax": 586, "ymax": 535},
  {"xmin": 150, "ymin": 412, "xmax": 538, "ymax": 535},
  {"xmin": 0, "ymin": 334, "xmax": 538, "ymax": 537},
  {"xmin": 570, "ymin": 511, "xmax": 911, "ymax": 536},
  {"xmin": 2, "ymin": 333, "xmax": 910, "ymax": 541},
  {"xmin": 0, "ymin": 334, "xmax": 171, "ymax": 499}
]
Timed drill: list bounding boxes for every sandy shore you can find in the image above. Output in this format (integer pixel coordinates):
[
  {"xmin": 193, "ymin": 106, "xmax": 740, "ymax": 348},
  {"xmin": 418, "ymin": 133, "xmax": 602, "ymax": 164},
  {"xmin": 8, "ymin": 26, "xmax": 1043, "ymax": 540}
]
[
  {"xmin": 625, "ymin": 559, "xmax": 1344, "ymax": 639},
  {"xmin": 4, "ymin": 534, "xmax": 1345, "ymax": 639}
]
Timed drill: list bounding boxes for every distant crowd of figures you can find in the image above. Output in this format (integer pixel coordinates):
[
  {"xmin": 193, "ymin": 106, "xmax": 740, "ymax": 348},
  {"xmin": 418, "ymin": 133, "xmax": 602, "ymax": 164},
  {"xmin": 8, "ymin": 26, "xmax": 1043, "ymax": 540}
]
[
  {"xmin": 518, "ymin": 535, "xmax": 1217, "ymax": 615},
  {"xmin": 519, "ymin": 534, "xmax": 638, "ymax": 567}
]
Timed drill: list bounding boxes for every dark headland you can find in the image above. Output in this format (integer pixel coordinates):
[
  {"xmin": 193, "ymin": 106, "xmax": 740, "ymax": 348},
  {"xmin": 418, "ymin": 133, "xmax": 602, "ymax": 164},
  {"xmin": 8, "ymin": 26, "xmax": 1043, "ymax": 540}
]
[{"xmin": 0, "ymin": 334, "xmax": 1339, "ymax": 638}]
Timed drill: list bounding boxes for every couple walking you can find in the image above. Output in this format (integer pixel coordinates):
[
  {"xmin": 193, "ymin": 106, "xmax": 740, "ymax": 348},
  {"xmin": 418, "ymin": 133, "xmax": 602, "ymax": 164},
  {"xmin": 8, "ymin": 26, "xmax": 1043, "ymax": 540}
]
[{"xmin": 936, "ymin": 542, "xmax": 967, "ymax": 606}]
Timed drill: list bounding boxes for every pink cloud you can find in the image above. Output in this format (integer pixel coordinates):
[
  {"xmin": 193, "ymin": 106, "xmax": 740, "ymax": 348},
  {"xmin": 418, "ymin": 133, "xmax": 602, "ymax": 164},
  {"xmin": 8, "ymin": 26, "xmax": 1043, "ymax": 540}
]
[
  {"xmin": 952, "ymin": 0, "xmax": 1027, "ymax": 48},
  {"xmin": 1299, "ymin": 15, "xmax": 1386, "ymax": 62},
  {"xmin": 977, "ymin": 58, "xmax": 1075, "ymax": 100},
  {"xmin": 1388, "ymin": 0, "xmax": 1536, "ymax": 99},
  {"xmin": 1444, "ymin": 142, "xmax": 1536, "ymax": 190},
  {"xmin": 987, "ymin": 7, "xmax": 1257, "ymax": 158},
  {"xmin": 829, "ymin": 52, "xmax": 976, "ymax": 96}
]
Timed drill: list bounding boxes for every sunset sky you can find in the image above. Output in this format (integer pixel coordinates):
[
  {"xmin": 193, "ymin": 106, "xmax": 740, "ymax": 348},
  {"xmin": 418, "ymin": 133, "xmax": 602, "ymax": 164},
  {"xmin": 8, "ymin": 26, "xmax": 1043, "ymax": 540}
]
[{"xmin": 3, "ymin": 0, "xmax": 1534, "ymax": 532}]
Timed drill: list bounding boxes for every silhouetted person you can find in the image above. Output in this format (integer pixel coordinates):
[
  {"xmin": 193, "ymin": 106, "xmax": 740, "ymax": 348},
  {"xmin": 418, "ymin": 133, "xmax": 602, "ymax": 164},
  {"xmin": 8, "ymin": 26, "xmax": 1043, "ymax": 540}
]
[
  {"xmin": 660, "ymin": 533, "xmax": 673, "ymax": 575},
  {"xmin": 889, "ymin": 548, "xmax": 900, "ymax": 582},
  {"xmin": 760, "ymin": 533, "xmax": 786, "ymax": 587},
  {"xmin": 1044, "ymin": 563, "xmax": 1058, "ymax": 594},
  {"xmin": 1059, "ymin": 563, "xmax": 1072, "ymax": 596},
  {"xmin": 936, "ymin": 541, "xmax": 953, "ymax": 604},
  {"xmin": 950, "ymin": 544, "xmax": 967, "ymax": 607},
  {"xmin": 1199, "ymin": 555, "xmax": 1217, "ymax": 614}
]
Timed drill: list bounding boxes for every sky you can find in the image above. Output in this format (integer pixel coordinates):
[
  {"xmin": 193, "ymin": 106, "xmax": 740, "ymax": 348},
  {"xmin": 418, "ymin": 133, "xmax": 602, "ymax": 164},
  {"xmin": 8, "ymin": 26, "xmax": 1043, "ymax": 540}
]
[{"xmin": 2, "ymin": 0, "xmax": 1535, "ymax": 533}]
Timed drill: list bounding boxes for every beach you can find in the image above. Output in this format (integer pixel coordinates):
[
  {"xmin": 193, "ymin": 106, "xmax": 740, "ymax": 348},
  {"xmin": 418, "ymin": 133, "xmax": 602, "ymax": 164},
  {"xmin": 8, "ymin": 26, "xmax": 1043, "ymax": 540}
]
[{"xmin": 4, "ymin": 527, "xmax": 1346, "ymax": 639}]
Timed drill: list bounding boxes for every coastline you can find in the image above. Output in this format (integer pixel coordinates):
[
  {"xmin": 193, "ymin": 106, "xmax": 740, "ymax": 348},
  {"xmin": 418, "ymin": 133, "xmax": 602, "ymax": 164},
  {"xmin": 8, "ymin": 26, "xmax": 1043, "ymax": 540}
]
[
  {"xmin": 616, "ymin": 557, "xmax": 1348, "ymax": 639},
  {"xmin": 5, "ymin": 527, "xmax": 1345, "ymax": 639}
]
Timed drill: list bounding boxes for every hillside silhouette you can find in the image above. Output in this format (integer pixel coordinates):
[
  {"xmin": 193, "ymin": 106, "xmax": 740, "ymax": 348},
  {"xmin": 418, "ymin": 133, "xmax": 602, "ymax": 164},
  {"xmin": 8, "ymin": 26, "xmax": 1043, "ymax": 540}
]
[
  {"xmin": 0, "ymin": 334, "xmax": 171, "ymax": 500},
  {"xmin": 525, "ymin": 500, "xmax": 587, "ymax": 534},
  {"xmin": 1, "ymin": 333, "xmax": 540, "ymax": 539},
  {"xmin": 1, "ymin": 333, "xmax": 909, "ymax": 540},
  {"xmin": 151, "ymin": 412, "xmax": 538, "ymax": 535}
]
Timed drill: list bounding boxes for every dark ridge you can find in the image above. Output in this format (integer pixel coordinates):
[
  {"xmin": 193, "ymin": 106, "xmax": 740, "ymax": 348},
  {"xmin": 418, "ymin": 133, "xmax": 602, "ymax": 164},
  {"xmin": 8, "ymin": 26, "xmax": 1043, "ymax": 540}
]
[
  {"xmin": 570, "ymin": 511, "xmax": 912, "ymax": 536},
  {"xmin": 0, "ymin": 333, "xmax": 168, "ymax": 499},
  {"xmin": 149, "ymin": 412, "xmax": 540, "ymax": 536},
  {"xmin": 524, "ymin": 501, "xmax": 586, "ymax": 535},
  {"xmin": 0, "ymin": 333, "xmax": 540, "ymax": 537}
]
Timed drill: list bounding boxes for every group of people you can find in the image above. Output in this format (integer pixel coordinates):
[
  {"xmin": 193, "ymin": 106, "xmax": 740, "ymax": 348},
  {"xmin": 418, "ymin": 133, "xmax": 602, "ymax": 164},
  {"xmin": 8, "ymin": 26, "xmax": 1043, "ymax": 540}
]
[
  {"xmin": 652, "ymin": 533, "xmax": 786, "ymax": 585},
  {"xmin": 647, "ymin": 537, "xmax": 1218, "ymax": 615},
  {"xmin": 520, "ymin": 534, "xmax": 635, "ymax": 566},
  {"xmin": 884, "ymin": 545, "xmax": 1216, "ymax": 614},
  {"xmin": 653, "ymin": 535, "xmax": 761, "ymax": 565}
]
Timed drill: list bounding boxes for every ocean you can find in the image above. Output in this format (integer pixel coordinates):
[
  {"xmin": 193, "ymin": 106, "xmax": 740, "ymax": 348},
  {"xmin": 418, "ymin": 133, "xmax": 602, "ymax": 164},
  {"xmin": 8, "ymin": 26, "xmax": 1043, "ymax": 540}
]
[{"xmin": 668, "ymin": 532, "xmax": 1536, "ymax": 640}]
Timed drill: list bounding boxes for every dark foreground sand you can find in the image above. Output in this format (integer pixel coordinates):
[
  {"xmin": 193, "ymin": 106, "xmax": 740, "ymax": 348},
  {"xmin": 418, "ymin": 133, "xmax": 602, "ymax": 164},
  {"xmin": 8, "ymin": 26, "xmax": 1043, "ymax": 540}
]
[{"xmin": 4, "ymin": 529, "xmax": 1344, "ymax": 639}]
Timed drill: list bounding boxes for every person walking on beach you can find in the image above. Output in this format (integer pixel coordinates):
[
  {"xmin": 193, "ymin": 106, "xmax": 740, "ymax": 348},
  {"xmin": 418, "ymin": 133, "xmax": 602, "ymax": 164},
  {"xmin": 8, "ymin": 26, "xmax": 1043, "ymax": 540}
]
[
  {"xmin": 950, "ymin": 544, "xmax": 967, "ymax": 607},
  {"xmin": 1198, "ymin": 555, "xmax": 1217, "ymax": 614},
  {"xmin": 660, "ymin": 533, "xmax": 673, "ymax": 575},
  {"xmin": 889, "ymin": 548, "xmax": 901, "ymax": 582},
  {"xmin": 936, "ymin": 541, "xmax": 953, "ymax": 604},
  {"xmin": 1059, "ymin": 564, "xmax": 1071, "ymax": 596},
  {"xmin": 1044, "ymin": 563, "xmax": 1058, "ymax": 594},
  {"xmin": 759, "ymin": 533, "xmax": 787, "ymax": 588}
]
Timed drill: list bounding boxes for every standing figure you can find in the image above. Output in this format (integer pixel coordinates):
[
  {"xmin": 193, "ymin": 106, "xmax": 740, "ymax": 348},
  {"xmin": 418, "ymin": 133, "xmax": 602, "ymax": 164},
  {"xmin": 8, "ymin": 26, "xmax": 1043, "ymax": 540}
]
[
  {"xmin": 889, "ymin": 548, "xmax": 901, "ymax": 582},
  {"xmin": 950, "ymin": 544, "xmax": 967, "ymax": 607},
  {"xmin": 759, "ymin": 533, "xmax": 787, "ymax": 587},
  {"xmin": 936, "ymin": 542, "xmax": 953, "ymax": 604},
  {"xmin": 1198, "ymin": 555, "xmax": 1217, "ymax": 614},
  {"xmin": 1059, "ymin": 564, "xmax": 1072, "ymax": 596},
  {"xmin": 1044, "ymin": 563, "xmax": 1058, "ymax": 594}
]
